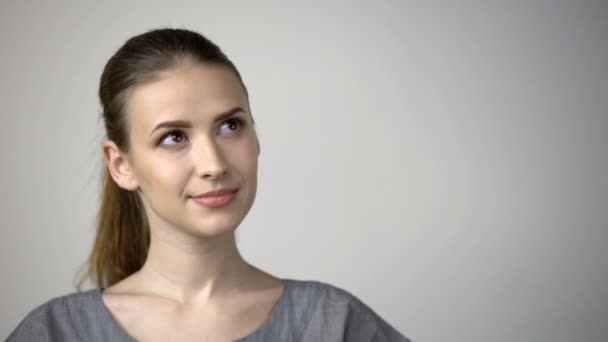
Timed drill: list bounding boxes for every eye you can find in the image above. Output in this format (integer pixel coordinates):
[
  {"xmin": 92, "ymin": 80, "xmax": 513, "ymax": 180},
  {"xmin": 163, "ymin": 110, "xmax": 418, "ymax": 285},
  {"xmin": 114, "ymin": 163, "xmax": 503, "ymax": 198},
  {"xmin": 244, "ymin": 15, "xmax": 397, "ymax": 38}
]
[
  {"xmin": 159, "ymin": 130, "xmax": 188, "ymax": 146},
  {"xmin": 218, "ymin": 118, "xmax": 243, "ymax": 135}
]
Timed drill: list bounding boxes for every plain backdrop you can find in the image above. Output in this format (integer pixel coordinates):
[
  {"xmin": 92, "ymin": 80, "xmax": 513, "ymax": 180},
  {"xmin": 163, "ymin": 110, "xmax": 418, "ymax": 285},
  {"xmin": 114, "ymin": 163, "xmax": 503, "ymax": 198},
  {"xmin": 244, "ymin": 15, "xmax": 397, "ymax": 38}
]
[{"xmin": 1, "ymin": 1, "xmax": 607, "ymax": 341}]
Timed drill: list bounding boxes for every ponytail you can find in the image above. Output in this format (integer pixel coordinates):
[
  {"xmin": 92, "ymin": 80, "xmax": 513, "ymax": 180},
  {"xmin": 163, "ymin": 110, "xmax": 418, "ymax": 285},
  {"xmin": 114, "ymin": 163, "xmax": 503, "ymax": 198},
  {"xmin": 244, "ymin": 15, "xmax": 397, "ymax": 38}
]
[{"xmin": 88, "ymin": 168, "xmax": 149, "ymax": 287}]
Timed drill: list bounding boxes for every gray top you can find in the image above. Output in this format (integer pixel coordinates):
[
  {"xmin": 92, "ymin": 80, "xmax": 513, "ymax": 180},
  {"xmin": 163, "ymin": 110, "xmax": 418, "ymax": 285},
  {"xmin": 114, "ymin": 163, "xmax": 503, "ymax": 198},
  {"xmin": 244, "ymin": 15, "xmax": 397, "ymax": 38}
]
[{"xmin": 7, "ymin": 279, "xmax": 410, "ymax": 341}]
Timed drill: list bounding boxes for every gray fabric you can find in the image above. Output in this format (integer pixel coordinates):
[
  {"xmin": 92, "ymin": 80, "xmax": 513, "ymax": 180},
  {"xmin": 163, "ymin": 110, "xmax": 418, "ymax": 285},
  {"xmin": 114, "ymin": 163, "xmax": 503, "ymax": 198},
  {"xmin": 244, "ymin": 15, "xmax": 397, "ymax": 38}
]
[{"xmin": 7, "ymin": 279, "xmax": 410, "ymax": 341}]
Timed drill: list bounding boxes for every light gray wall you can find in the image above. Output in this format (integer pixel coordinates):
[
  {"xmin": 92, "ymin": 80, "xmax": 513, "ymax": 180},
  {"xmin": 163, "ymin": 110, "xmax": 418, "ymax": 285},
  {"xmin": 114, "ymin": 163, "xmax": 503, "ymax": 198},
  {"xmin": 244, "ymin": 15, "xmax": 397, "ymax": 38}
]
[{"xmin": 1, "ymin": 1, "xmax": 607, "ymax": 341}]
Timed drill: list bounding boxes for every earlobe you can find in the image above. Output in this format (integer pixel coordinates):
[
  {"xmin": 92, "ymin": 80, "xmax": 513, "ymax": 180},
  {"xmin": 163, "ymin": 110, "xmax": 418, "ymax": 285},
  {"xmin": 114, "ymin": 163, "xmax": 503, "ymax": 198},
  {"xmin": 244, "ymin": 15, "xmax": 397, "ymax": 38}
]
[{"xmin": 102, "ymin": 140, "xmax": 139, "ymax": 191}]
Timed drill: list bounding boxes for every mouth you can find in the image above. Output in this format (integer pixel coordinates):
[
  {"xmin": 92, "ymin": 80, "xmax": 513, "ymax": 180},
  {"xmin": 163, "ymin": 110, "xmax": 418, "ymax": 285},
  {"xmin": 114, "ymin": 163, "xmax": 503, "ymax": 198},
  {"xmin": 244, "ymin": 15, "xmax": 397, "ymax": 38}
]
[{"xmin": 190, "ymin": 188, "xmax": 239, "ymax": 208}]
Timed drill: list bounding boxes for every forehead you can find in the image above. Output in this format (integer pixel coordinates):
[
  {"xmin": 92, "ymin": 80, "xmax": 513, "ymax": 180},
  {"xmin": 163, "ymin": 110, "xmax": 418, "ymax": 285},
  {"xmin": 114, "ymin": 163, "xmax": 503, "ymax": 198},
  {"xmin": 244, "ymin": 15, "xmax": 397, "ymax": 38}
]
[{"xmin": 125, "ymin": 62, "xmax": 248, "ymax": 130}]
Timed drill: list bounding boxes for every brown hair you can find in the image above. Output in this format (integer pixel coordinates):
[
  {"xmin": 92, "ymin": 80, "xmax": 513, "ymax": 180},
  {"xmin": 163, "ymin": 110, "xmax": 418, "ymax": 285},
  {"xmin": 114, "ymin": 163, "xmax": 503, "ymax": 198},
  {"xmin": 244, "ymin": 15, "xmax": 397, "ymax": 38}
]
[{"xmin": 87, "ymin": 28, "xmax": 250, "ymax": 288}]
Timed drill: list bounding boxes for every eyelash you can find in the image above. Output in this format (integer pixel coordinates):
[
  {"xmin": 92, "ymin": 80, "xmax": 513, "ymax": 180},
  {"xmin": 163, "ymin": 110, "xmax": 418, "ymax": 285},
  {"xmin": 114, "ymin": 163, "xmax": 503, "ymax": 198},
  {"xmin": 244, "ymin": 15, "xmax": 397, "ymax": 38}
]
[{"xmin": 158, "ymin": 118, "xmax": 244, "ymax": 146}]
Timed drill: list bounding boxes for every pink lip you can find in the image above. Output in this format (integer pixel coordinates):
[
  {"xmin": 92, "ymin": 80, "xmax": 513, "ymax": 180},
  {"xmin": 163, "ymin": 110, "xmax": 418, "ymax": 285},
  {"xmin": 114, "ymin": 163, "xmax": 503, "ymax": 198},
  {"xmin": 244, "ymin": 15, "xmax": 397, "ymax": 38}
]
[{"xmin": 191, "ymin": 188, "xmax": 238, "ymax": 208}]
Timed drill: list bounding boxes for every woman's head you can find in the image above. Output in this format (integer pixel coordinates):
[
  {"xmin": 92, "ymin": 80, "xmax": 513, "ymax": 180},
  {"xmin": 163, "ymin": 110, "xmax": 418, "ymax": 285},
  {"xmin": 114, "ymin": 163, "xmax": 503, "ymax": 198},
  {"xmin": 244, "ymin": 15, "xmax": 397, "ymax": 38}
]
[
  {"xmin": 99, "ymin": 28, "xmax": 251, "ymax": 151},
  {"xmin": 89, "ymin": 28, "xmax": 259, "ymax": 287}
]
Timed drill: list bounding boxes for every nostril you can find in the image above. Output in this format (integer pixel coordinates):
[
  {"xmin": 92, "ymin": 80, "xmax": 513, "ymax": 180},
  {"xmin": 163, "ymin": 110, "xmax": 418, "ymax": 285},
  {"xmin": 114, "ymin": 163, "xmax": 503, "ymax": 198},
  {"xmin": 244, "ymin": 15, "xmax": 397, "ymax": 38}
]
[{"xmin": 200, "ymin": 164, "xmax": 229, "ymax": 179}]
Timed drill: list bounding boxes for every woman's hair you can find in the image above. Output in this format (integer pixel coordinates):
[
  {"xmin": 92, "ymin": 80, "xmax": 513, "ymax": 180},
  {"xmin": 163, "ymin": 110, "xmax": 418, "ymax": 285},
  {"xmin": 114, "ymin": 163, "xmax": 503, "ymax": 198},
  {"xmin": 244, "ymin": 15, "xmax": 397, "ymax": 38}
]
[{"xmin": 88, "ymin": 28, "xmax": 249, "ymax": 288}]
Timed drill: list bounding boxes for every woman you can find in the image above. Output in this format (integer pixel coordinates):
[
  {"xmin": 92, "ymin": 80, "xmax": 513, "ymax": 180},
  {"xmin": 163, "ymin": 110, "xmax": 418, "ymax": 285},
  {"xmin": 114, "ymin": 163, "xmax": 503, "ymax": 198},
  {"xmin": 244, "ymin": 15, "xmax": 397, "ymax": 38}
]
[{"xmin": 8, "ymin": 28, "xmax": 409, "ymax": 342}]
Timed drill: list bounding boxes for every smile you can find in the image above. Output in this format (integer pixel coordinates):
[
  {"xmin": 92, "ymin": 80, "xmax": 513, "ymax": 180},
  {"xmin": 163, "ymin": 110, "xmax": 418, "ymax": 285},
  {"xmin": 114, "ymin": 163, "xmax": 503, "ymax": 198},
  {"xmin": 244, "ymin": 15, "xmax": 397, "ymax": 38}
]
[{"xmin": 190, "ymin": 188, "xmax": 238, "ymax": 208}]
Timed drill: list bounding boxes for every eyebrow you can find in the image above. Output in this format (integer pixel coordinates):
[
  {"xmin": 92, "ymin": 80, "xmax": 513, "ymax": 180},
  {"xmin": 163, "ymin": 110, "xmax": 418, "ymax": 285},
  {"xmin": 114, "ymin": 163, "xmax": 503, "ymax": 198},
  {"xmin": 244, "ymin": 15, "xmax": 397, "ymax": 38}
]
[{"xmin": 149, "ymin": 106, "xmax": 245, "ymax": 136}]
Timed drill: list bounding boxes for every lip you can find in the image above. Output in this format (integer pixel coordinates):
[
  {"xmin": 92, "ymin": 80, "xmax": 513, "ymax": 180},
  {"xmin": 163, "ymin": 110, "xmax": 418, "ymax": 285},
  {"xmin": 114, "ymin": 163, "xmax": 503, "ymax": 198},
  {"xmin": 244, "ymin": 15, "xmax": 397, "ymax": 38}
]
[
  {"xmin": 191, "ymin": 188, "xmax": 239, "ymax": 208},
  {"xmin": 194, "ymin": 188, "xmax": 239, "ymax": 198}
]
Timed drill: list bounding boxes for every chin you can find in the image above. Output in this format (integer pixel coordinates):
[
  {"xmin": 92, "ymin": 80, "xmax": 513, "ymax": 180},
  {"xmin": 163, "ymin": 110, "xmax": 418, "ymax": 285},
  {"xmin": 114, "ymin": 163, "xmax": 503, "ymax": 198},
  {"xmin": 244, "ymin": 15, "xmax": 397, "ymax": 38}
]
[{"xmin": 188, "ymin": 217, "xmax": 242, "ymax": 238}]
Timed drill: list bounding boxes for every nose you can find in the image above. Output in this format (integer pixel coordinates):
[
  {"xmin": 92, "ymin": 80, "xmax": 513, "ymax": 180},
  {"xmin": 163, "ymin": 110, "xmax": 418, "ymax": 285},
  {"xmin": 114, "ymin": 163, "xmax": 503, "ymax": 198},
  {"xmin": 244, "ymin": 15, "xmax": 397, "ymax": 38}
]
[{"xmin": 193, "ymin": 138, "xmax": 228, "ymax": 179}]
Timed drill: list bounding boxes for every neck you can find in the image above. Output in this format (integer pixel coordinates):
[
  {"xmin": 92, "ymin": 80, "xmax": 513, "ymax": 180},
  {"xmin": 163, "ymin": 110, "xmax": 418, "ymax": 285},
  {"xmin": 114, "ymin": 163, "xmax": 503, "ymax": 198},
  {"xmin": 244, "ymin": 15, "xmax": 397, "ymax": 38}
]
[{"xmin": 138, "ymin": 229, "xmax": 253, "ymax": 303}]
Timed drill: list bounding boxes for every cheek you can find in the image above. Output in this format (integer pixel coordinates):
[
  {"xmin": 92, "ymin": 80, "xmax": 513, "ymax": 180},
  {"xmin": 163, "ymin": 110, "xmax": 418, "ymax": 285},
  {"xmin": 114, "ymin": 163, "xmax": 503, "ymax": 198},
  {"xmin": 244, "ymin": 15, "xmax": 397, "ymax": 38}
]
[
  {"xmin": 134, "ymin": 154, "xmax": 190, "ymax": 194},
  {"xmin": 227, "ymin": 141, "xmax": 258, "ymax": 176}
]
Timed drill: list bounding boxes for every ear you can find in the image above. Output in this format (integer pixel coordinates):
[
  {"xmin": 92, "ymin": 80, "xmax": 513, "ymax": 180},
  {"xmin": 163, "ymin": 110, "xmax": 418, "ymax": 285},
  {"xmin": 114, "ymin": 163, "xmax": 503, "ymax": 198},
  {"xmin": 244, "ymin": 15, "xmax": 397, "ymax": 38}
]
[{"xmin": 103, "ymin": 140, "xmax": 139, "ymax": 191}]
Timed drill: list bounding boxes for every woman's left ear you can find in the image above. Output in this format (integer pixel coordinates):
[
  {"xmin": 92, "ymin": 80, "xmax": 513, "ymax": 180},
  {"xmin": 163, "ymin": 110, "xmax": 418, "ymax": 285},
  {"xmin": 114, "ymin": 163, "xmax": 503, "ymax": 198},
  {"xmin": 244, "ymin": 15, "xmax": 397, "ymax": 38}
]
[{"xmin": 102, "ymin": 140, "xmax": 139, "ymax": 191}]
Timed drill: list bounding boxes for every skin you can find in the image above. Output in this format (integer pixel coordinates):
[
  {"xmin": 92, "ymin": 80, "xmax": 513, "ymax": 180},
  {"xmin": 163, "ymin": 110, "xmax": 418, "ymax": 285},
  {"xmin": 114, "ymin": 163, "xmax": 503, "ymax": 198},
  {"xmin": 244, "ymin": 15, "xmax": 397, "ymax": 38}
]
[{"xmin": 102, "ymin": 60, "xmax": 284, "ymax": 342}]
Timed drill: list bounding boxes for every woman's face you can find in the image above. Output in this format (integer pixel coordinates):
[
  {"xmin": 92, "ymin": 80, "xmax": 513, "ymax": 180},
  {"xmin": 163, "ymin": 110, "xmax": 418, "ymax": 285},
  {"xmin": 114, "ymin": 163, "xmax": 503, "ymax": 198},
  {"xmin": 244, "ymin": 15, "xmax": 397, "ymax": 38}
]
[{"xmin": 119, "ymin": 61, "xmax": 259, "ymax": 239}]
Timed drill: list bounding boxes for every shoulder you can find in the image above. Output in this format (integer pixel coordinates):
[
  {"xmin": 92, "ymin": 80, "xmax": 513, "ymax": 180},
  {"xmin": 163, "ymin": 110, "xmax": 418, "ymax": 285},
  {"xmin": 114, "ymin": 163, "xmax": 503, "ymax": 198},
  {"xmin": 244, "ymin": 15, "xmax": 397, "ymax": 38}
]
[
  {"xmin": 283, "ymin": 279, "xmax": 411, "ymax": 341},
  {"xmin": 285, "ymin": 279, "xmax": 356, "ymax": 304},
  {"xmin": 7, "ymin": 289, "xmax": 101, "ymax": 342}
]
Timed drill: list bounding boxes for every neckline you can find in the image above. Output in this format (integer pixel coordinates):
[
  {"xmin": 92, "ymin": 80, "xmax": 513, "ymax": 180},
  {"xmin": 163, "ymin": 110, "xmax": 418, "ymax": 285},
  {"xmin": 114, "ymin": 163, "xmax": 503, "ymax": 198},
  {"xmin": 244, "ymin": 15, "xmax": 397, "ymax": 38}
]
[{"xmin": 95, "ymin": 279, "xmax": 293, "ymax": 342}]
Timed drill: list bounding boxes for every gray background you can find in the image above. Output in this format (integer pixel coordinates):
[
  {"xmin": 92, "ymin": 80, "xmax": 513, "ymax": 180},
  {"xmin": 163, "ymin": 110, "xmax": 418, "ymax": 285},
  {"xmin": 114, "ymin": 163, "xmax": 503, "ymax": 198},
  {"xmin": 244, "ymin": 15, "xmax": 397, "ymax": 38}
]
[{"xmin": 1, "ymin": 1, "xmax": 607, "ymax": 341}]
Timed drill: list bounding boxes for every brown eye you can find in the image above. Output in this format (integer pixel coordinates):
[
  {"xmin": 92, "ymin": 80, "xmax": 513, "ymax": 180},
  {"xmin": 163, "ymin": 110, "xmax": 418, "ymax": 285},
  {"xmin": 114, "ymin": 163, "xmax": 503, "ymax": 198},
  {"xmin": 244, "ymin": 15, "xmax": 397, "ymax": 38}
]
[
  {"xmin": 218, "ymin": 118, "xmax": 243, "ymax": 135},
  {"xmin": 160, "ymin": 130, "xmax": 187, "ymax": 145}
]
